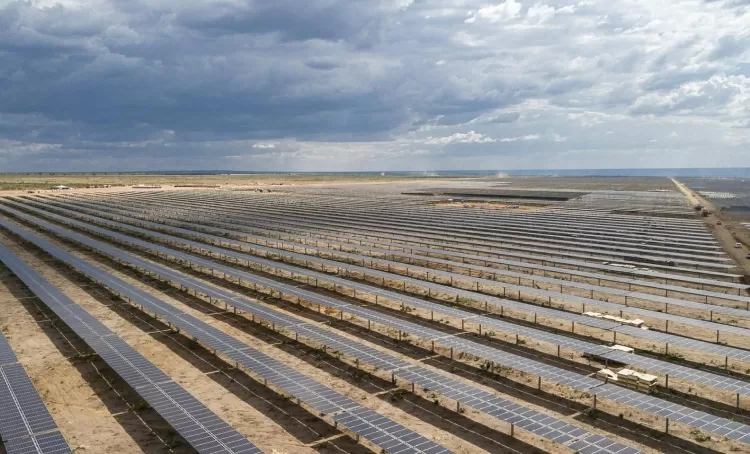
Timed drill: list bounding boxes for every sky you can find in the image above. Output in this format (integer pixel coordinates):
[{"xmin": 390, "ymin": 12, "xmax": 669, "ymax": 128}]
[{"xmin": 1, "ymin": 0, "xmax": 749, "ymax": 172}]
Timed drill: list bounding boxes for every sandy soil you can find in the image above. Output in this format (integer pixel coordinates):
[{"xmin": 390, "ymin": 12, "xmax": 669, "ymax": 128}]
[{"xmin": 0, "ymin": 173, "xmax": 436, "ymax": 193}]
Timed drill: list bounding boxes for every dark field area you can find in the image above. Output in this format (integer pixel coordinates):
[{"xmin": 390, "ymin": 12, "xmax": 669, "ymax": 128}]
[
  {"xmin": 682, "ymin": 178, "xmax": 750, "ymax": 220},
  {"xmin": 406, "ymin": 188, "xmax": 590, "ymax": 200},
  {"xmin": 489, "ymin": 176, "xmax": 676, "ymax": 191}
]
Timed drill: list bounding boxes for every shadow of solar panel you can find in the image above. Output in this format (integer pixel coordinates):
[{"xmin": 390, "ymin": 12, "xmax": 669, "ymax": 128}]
[{"xmin": 3, "ymin": 431, "xmax": 72, "ymax": 454}]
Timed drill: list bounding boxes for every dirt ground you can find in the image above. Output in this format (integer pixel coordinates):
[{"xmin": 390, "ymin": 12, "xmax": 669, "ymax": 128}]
[
  {"xmin": 492, "ymin": 176, "xmax": 677, "ymax": 192},
  {"xmin": 0, "ymin": 173, "xmax": 435, "ymax": 192}
]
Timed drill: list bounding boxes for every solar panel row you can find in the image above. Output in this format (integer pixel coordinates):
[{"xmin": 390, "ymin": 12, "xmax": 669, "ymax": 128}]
[
  {"xmin": 0, "ymin": 245, "xmax": 261, "ymax": 454},
  {"xmin": 46, "ymin": 196, "xmax": 750, "ymax": 306},
  {"xmin": 33, "ymin": 197, "xmax": 750, "ymax": 337},
  {"xmin": 8, "ymin": 201, "xmax": 750, "ymax": 401},
  {"xmin": 96, "ymin": 191, "xmax": 729, "ymax": 267},
  {"xmin": 7, "ymin": 198, "xmax": 624, "ymax": 331},
  {"xmin": 27, "ymin": 199, "xmax": 750, "ymax": 361},
  {"xmin": 0, "ymin": 217, "xmax": 451, "ymax": 454},
  {"xmin": 2, "ymin": 202, "xmax": 646, "ymax": 454},
  {"xmin": 6, "ymin": 206, "xmax": 749, "ymax": 448},
  {"xmin": 47, "ymin": 193, "xmax": 743, "ymax": 281},
  {"xmin": 118, "ymin": 193, "xmax": 733, "ymax": 268},
  {"xmin": 0, "ymin": 332, "xmax": 71, "ymax": 454}
]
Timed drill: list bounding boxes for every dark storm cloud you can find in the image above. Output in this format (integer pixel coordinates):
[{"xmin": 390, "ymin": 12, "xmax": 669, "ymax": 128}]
[
  {"xmin": 174, "ymin": 1, "xmax": 388, "ymax": 46},
  {"xmin": 1, "ymin": 0, "xmax": 749, "ymax": 171}
]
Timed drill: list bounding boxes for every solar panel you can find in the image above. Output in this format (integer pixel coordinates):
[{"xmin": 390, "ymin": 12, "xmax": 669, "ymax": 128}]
[
  {"xmin": 11, "ymin": 201, "xmax": 750, "ymax": 403},
  {"xmin": 614, "ymin": 325, "xmax": 750, "ymax": 362},
  {"xmin": 593, "ymin": 383, "xmax": 750, "ymax": 443},
  {"xmin": 59, "ymin": 192, "xmax": 739, "ymax": 280},
  {"xmin": 2, "ymin": 431, "xmax": 72, "ymax": 454},
  {"xmin": 13, "ymin": 195, "xmax": 750, "ymax": 450},
  {"xmin": 0, "ymin": 245, "xmax": 261, "ymax": 454},
  {"xmin": 27, "ymin": 197, "xmax": 747, "ymax": 342},
  {"xmin": 0, "ymin": 220, "xmax": 450, "ymax": 454},
  {"xmin": 137, "ymin": 381, "xmax": 261, "ymax": 453},
  {"xmin": 42, "ymin": 196, "xmax": 748, "ymax": 307},
  {"xmin": 80, "ymin": 192, "xmax": 728, "ymax": 267},
  {"xmin": 93, "ymin": 336, "xmax": 173, "ymax": 389},
  {"xmin": 2, "ymin": 200, "xmax": 652, "ymax": 454},
  {"xmin": 130, "ymin": 195, "xmax": 733, "ymax": 268},
  {"xmin": 0, "ymin": 332, "xmax": 18, "ymax": 366},
  {"xmin": 0, "ymin": 330, "xmax": 71, "ymax": 454},
  {"xmin": 332, "ymin": 407, "xmax": 453, "ymax": 454},
  {"xmin": 23, "ymin": 198, "xmax": 742, "ymax": 371},
  {"xmin": 0, "ymin": 363, "xmax": 60, "ymax": 438},
  {"xmin": 603, "ymin": 350, "xmax": 750, "ymax": 395}
]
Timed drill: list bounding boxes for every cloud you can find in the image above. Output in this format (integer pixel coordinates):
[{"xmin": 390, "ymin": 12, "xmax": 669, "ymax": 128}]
[
  {"xmin": 1, "ymin": 0, "xmax": 749, "ymax": 171},
  {"xmin": 424, "ymin": 130, "xmax": 496, "ymax": 145},
  {"xmin": 498, "ymin": 134, "xmax": 540, "ymax": 142},
  {"xmin": 482, "ymin": 112, "xmax": 521, "ymax": 124},
  {"xmin": 466, "ymin": 1, "xmax": 522, "ymax": 23}
]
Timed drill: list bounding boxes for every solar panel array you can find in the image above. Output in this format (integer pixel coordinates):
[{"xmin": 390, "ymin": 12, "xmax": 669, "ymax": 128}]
[
  {"xmin": 8, "ymin": 200, "xmax": 750, "ymax": 402},
  {"xmin": 116, "ymin": 192, "xmax": 734, "ymax": 268},
  {"xmin": 0, "ymin": 331, "xmax": 71, "ymax": 454},
  {"xmin": 0, "ymin": 245, "xmax": 261, "ymax": 454},
  {"xmin": 61, "ymin": 186, "xmax": 738, "ymax": 278},
  {"xmin": 87, "ymin": 190, "xmax": 731, "ymax": 267},
  {"xmin": 29, "ymin": 197, "xmax": 750, "ymax": 333},
  {"xmin": 14, "ymin": 199, "xmax": 750, "ymax": 367},
  {"xmin": 44, "ymin": 195, "xmax": 750, "ymax": 302},
  {"xmin": 0, "ymin": 202, "xmax": 647, "ymax": 454},
  {"xmin": 7, "ymin": 184, "xmax": 750, "ymax": 454},
  {"xmin": 46, "ymin": 192, "xmax": 745, "ymax": 281},
  {"xmin": 5, "ymin": 204, "xmax": 750, "ymax": 448},
  {"xmin": 0, "ymin": 217, "xmax": 452, "ymax": 454}
]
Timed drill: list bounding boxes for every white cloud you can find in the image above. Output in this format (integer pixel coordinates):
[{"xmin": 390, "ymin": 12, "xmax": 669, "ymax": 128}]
[
  {"xmin": 424, "ymin": 131, "xmax": 496, "ymax": 145},
  {"xmin": 498, "ymin": 134, "xmax": 540, "ymax": 142},
  {"xmin": 466, "ymin": 0, "xmax": 522, "ymax": 23},
  {"xmin": 252, "ymin": 143, "xmax": 277, "ymax": 149},
  {"xmin": 526, "ymin": 3, "xmax": 557, "ymax": 24}
]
